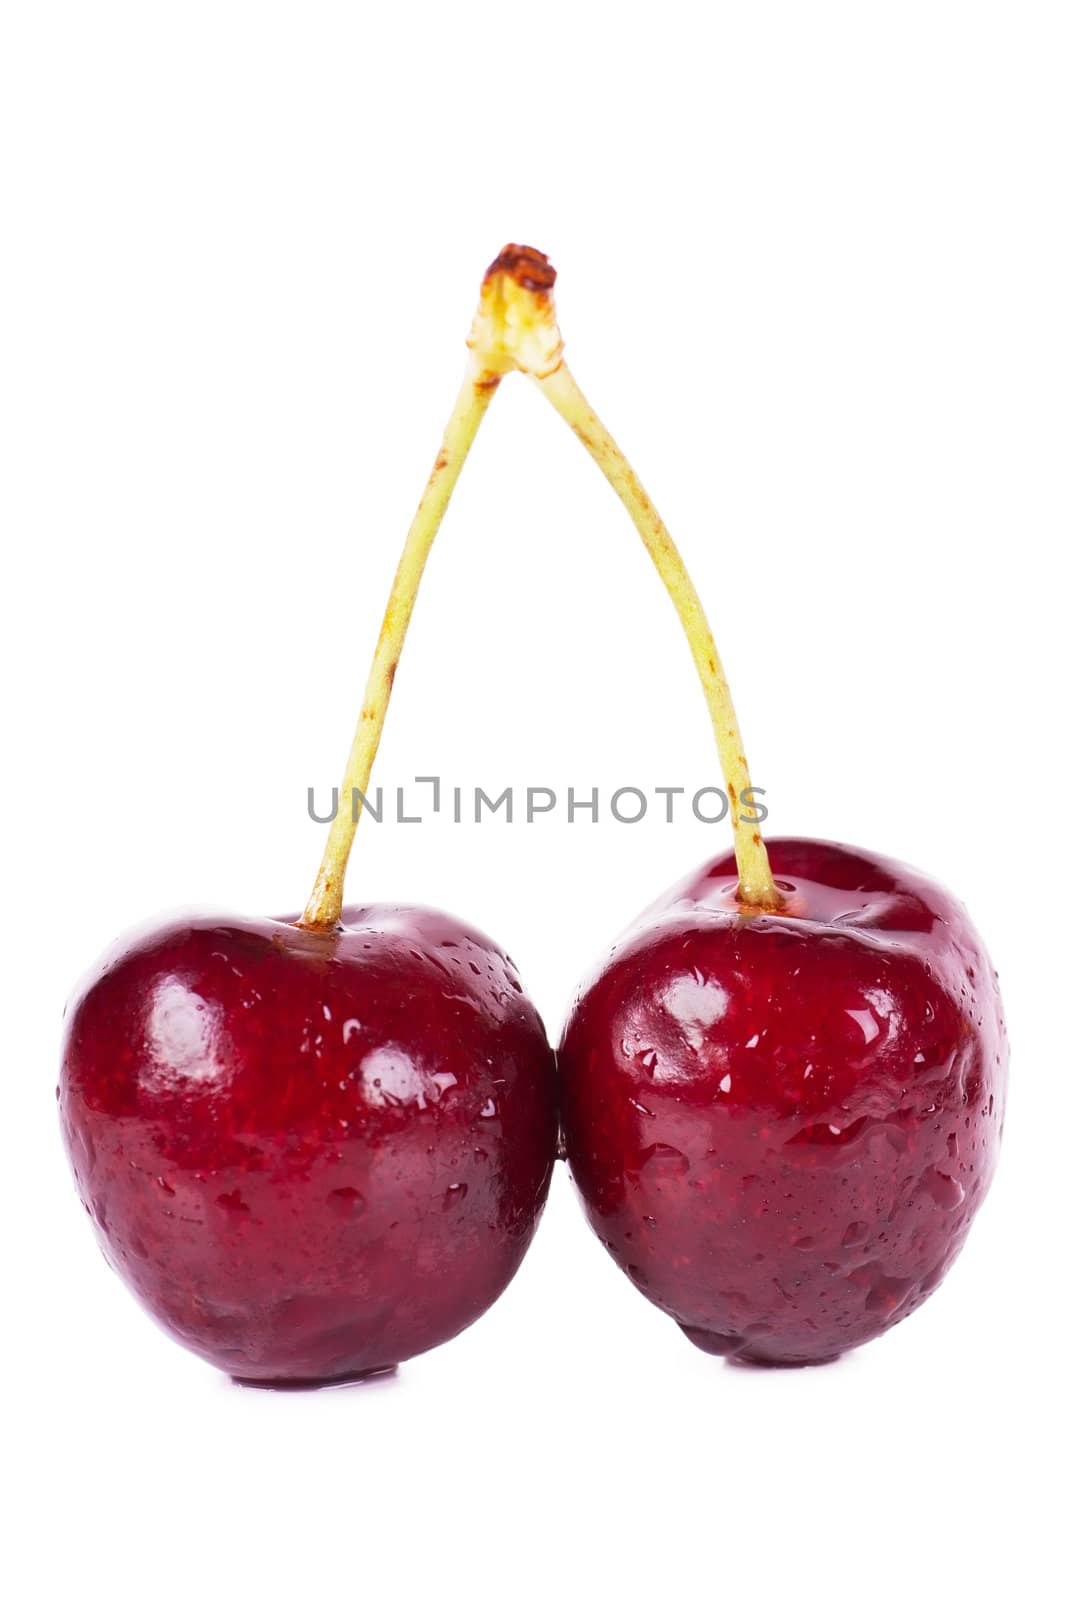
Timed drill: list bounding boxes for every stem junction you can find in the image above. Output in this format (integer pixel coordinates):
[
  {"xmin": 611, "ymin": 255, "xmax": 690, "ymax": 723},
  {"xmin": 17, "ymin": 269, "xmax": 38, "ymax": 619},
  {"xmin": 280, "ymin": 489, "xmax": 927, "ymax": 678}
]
[{"xmin": 300, "ymin": 244, "xmax": 780, "ymax": 928}]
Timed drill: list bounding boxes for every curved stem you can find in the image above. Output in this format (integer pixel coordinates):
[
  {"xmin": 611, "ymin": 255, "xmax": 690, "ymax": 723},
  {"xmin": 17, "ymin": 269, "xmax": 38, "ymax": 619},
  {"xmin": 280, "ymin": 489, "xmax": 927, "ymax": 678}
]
[
  {"xmin": 482, "ymin": 247, "xmax": 780, "ymax": 909},
  {"xmin": 299, "ymin": 360, "xmax": 496, "ymax": 928},
  {"xmin": 299, "ymin": 246, "xmax": 563, "ymax": 930},
  {"xmin": 538, "ymin": 360, "xmax": 780, "ymax": 909}
]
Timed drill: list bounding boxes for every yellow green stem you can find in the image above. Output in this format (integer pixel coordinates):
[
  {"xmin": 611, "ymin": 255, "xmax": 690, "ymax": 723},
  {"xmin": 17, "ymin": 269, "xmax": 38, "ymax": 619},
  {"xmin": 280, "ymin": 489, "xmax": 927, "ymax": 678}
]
[
  {"xmin": 299, "ymin": 360, "xmax": 494, "ymax": 928},
  {"xmin": 299, "ymin": 247, "xmax": 562, "ymax": 930},
  {"xmin": 535, "ymin": 361, "xmax": 780, "ymax": 908},
  {"xmin": 490, "ymin": 247, "xmax": 781, "ymax": 910}
]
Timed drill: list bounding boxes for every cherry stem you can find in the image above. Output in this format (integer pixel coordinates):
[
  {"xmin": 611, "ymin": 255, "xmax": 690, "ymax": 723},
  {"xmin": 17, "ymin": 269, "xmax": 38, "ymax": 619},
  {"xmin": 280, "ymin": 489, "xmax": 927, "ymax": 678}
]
[
  {"xmin": 497, "ymin": 248, "xmax": 781, "ymax": 910},
  {"xmin": 299, "ymin": 249, "xmax": 563, "ymax": 930}
]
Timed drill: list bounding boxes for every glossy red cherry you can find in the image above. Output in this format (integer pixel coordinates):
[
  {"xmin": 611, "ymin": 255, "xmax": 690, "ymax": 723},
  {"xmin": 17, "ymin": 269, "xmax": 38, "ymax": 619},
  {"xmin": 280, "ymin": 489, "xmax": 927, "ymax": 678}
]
[
  {"xmin": 559, "ymin": 838, "xmax": 1007, "ymax": 1365},
  {"xmin": 504, "ymin": 257, "xmax": 1008, "ymax": 1364},
  {"xmin": 60, "ymin": 905, "xmax": 557, "ymax": 1384},
  {"xmin": 59, "ymin": 257, "xmax": 563, "ymax": 1384}
]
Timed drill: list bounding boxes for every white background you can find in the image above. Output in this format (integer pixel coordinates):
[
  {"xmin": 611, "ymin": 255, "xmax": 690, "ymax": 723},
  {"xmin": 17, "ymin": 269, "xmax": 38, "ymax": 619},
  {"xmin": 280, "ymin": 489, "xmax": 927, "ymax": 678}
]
[{"xmin": 3, "ymin": 4, "xmax": 1064, "ymax": 1596}]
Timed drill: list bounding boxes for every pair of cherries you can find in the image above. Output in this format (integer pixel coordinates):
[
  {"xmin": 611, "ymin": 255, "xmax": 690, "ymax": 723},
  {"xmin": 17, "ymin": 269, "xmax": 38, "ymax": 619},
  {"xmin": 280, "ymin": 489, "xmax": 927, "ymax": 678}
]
[{"xmin": 60, "ymin": 249, "xmax": 1006, "ymax": 1383}]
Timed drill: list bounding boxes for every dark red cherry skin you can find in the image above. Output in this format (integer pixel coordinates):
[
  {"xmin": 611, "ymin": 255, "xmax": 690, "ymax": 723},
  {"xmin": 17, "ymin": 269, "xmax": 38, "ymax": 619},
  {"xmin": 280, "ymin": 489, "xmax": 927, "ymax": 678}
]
[
  {"xmin": 60, "ymin": 905, "xmax": 557, "ymax": 1384},
  {"xmin": 558, "ymin": 839, "xmax": 1007, "ymax": 1365}
]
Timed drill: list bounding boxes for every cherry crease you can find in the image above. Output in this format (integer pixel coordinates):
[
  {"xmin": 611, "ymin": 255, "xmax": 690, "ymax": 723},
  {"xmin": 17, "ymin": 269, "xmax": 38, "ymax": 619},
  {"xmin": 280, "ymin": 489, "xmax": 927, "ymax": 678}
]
[
  {"xmin": 558, "ymin": 837, "xmax": 1007, "ymax": 1366},
  {"xmin": 60, "ymin": 905, "xmax": 558, "ymax": 1384}
]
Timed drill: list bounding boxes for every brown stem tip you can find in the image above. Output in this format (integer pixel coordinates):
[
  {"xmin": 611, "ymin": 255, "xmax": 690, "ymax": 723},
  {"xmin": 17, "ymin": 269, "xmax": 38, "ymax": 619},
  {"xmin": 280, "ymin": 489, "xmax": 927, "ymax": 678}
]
[
  {"xmin": 471, "ymin": 245, "xmax": 562, "ymax": 380},
  {"xmin": 484, "ymin": 244, "xmax": 557, "ymax": 296}
]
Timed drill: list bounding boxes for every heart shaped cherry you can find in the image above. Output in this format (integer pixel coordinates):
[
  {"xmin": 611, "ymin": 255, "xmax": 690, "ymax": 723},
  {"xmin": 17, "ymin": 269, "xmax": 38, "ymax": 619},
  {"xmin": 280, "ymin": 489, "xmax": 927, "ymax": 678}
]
[
  {"xmin": 59, "ymin": 255, "xmax": 560, "ymax": 1385},
  {"xmin": 501, "ymin": 251, "xmax": 1008, "ymax": 1363}
]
